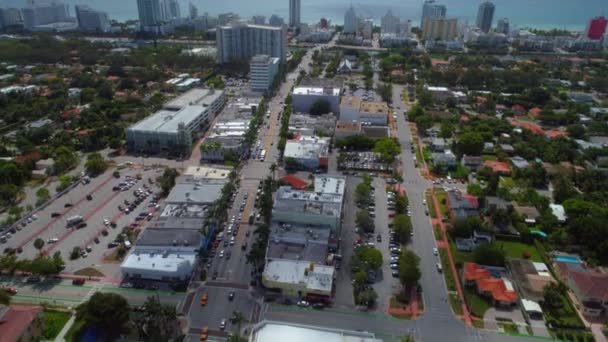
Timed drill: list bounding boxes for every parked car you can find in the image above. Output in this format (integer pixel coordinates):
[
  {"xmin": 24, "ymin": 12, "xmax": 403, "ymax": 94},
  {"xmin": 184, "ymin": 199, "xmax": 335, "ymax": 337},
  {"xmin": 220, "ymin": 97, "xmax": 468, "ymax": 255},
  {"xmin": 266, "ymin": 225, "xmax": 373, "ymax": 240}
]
[
  {"xmin": 297, "ymin": 300, "xmax": 310, "ymax": 307},
  {"xmin": 72, "ymin": 278, "xmax": 86, "ymax": 285}
]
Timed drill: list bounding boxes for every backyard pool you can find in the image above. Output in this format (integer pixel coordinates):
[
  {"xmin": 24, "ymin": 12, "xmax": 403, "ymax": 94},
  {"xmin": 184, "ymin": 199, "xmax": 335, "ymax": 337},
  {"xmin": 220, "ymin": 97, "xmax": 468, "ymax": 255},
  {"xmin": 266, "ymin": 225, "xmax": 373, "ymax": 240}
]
[{"xmin": 554, "ymin": 255, "xmax": 582, "ymax": 264}]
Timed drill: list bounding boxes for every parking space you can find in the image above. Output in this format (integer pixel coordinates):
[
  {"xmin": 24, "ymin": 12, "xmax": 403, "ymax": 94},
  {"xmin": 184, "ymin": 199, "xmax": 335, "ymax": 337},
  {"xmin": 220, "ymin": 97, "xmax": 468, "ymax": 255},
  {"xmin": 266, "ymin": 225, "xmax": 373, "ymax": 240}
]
[
  {"xmin": 1, "ymin": 166, "xmax": 163, "ymax": 276},
  {"xmin": 338, "ymin": 152, "xmax": 394, "ymax": 173}
]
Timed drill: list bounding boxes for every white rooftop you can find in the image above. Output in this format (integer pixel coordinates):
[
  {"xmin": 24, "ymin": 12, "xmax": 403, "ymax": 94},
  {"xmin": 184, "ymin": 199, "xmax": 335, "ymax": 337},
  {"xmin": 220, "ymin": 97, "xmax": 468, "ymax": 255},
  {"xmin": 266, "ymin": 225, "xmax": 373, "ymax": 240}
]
[
  {"xmin": 426, "ymin": 86, "xmax": 450, "ymax": 92},
  {"xmin": 252, "ymin": 322, "xmax": 382, "ymax": 342},
  {"xmin": 314, "ymin": 176, "xmax": 346, "ymax": 196},
  {"xmin": 284, "ymin": 136, "xmax": 329, "ymax": 160},
  {"xmin": 263, "ymin": 259, "xmax": 334, "ymax": 293},
  {"xmin": 532, "ymin": 262, "xmax": 550, "ymax": 274},
  {"xmin": 121, "ymin": 249, "xmax": 197, "ymax": 274},
  {"xmin": 183, "ymin": 165, "xmax": 232, "ymax": 179},
  {"xmin": 293, "ymin": 86, "xmax": 340, "ymax": 97},
  {"xmin": 549, "ymin": 203, "xmax": 567, "ymax": 222}
]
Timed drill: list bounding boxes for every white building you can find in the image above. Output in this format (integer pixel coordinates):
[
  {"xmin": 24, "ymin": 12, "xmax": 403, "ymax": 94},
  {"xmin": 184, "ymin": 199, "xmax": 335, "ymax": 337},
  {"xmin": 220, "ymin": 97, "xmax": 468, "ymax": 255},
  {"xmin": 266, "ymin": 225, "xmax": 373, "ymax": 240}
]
[
  {"xmin": 136, "ymin": 0, "xmax": 162, "ymax": 28},
  {"xmin": 21, "ymin": 0, "xmax": 70, "ymax": 30},
  {"xmin": 381, "ymin": 10, "xmax": 399, "ymax": 34},
  {"xmin": 292, "ymin": 86, "xmax": 341, "ymax": 114},
  {"xmin": 283, "ymin": 135, "xmax": 330, "ymax": 171},
  {"xmin": 74, "ymin": 5, "xmax": 109, "ymax": 32},
  {"xmin": 422, "ymin": 16, "xmax": 458, "ymax": 41},
  {"xmin": 343, "ymin": 5, "xmax": 358, "ymax": 34},
  {"xmin": 216, "ymin": 23, "xmax": 286, "ymax": 64},
  {"xmin": 250, "ymin": 321, "xmax": 382, "ymax": 342},
  {"xmin": 250, "ymin": 54, "xmax": 280, "ymax": 93},
  {"xmin": 289, "ymin": 0, "xmax": 301, "ymax": 29},
  {"xmin": 121, "ymin": 248, "xmax": 198, "ymax": 281},
  {"xmin": 425, "ymin": 85, "xmax": 454, "ymax": 102},
  {"xmin": 160, "ymin": 0, "xmax": 180, "ymax": 21},
  {"xmin": 421, "ymin": 0, "xmax": 446, "ymax": 27},
  {"xmin": 127, "ymin": 88, "xmax": 225, "ymax": 154},
  {"xmin": 262, "ymin": 260, "xmax": 335, "ymax": 298},
  {"xmin": 272, "ymin": 183, "xmax": 342, "ymax": 231}
]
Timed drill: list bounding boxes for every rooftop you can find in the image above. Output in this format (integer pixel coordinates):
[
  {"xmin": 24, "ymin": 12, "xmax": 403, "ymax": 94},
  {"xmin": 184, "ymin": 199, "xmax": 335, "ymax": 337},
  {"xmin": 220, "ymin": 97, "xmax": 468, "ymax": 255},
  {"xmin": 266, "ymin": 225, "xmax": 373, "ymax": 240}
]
[
  {"xmin": 0, "ymin": 305, "xmax": 42, "ymax": 342},
  {"xmin": 340, "ymin": 96, "xmax": 361, "ymax": 108},
  {"xmin": 314, "ymin": 175, "xmax": 346, "ymax": 196},
  {"xmin": 183, "ymin": 165, "xmax": 232, "ymax": 179},
  {"xmin": 280, "ymin": 175, "xmax": 309, "ymax": 190},
  {"xmin": 556, "ymin": 261, "xmax": 608, "ymax": 301},
  {"xmin": 149, "ymin": 216, "xmax": 207, "ymax": 230},
  {"xmin": 273, "ymin": 186, "xmax": 342, "ymax": 218},
  {"xmin": 293, "ymin": 86, "xmax": 340, "ymax": 97},
  {"xmin": 266, "ymin": 223, "xmax": 330, "ymax": 264},
  {"xmin": 160, "ymin": 203, "xmax": 209, "ymax": 219},
  {"xmin": 251, "ymin": 321, "xmax": 381, "ymax": 342},
  {"xmin": 165, "ymin": 180, "xmax": 224, "ymax": 205},
  {"xmin": 359, "ymin": 101, "xmax": 389, "ymax": 114},
  {"xmin": 121, "ymin": 248, "xmax": 197, "ymax": 274},
  {"xmin": 263, "ymin": 259, "xmax": 334, "ymax": 293},
  {"xmin": 136, "ymin": 228, "xmax": 202, "ymax": 248},
  {"xmin": 335, "ymin": 121, "xmax": 361, "ymax": 133},
  {"xmin": 464, "ymin": 262, "xmax": 518, "ymax": 303},
  {"xmin": 284, "ymin": 135, "xmax": 329, "ymax": 160}
]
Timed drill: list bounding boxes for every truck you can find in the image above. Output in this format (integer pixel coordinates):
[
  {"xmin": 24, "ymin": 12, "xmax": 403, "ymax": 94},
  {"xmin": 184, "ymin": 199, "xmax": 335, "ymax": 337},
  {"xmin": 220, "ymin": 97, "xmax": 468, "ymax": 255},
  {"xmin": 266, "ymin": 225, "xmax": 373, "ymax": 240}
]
[{"xmin": 66, "ymin": 215, "xmax": 83, "ymax": 227}]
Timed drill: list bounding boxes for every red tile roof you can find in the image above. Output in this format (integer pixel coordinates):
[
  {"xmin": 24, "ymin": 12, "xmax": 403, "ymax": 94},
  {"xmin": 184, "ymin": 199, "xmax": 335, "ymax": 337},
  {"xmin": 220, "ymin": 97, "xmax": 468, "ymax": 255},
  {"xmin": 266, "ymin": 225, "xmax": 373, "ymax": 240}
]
[
  {"xmin": 509, "ymin": 119, "xmax": 544, "ymax": 135},
  {"xmin": 483, "ymin": 160, "xmax": 511, "ymax": 174},
  {"xmin": 280, "ymin": 175, "xmax": 308, "ymax": 190},
  {"xmin": 512, "ymin": 104, "xmax": 526, "ymax": 115},
  {"xmin": 545, "ymin": 130, "xmax": 567, "ymax": 139},
  {"xmin": 0, "ymin": 305, "xmax": 42, "ymax": 342},
  {"xmin": 528, "ymin": 107, "xmax": 542, "ymax": 118},
  {"xmin": 464, "ymin": 263, "xmax": 518, "ymax": 303},
  {"xmin": 15, "ymin": 152, "xmax": 41, "ymax": 163},
  {"xmin": 556, "ymin": 262, "xmax": 608, "ymax": 301}
]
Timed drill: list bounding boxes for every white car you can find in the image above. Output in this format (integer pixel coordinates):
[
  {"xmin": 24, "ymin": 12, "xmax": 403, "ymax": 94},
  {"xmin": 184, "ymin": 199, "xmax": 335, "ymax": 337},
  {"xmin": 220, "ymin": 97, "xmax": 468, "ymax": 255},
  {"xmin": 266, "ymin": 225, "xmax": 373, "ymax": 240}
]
[
  {"xmin": 230, "ymin": 237, "xmax": 235, "ymax": 245},
  {"xmin": 433, "ymin": 248, "xmax": 438, "ymax": 256},
  {"xmin": 103, "ymin": 218, "xmax": 110, "ymax": 226},
  {"xmin": 219, "ymin": 250, "xmax": 225, "ymax": 258}
]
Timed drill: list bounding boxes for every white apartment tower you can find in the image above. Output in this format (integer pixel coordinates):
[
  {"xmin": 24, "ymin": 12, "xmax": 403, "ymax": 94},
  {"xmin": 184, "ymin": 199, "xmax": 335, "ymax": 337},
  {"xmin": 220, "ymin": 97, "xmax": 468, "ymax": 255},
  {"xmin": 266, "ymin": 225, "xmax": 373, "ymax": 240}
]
[
  {"xmin": 250, "ymin": 55, "xmax": 280, "ymax": 93},
  {"xmin": 217, "ymin": 23, "xmax": 287, "ymax": 64},
  {"xmin": 344, "ymin": 5, "xmax": 357, "ymax": 34},
  {"xmin": 381, "ymin": 10, "xmax": 400, "ymax": 34}
]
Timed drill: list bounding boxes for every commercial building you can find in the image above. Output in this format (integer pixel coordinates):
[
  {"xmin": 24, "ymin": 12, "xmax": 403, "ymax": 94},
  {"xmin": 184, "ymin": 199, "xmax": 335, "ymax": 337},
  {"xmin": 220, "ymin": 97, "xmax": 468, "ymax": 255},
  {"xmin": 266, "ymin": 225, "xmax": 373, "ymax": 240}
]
[
  {"xmin": 262, "ymin": 260, "xmax": 334, "ymax": 298},
  {"xmin": 250, "ymin": 55, "xmax": 280, "ymax": 93},
  {"xmin": 127, "ymin": 88, "xmax": 225, "ymax": 155},
  {"xmin": 289, "ymin": 113, "xmax": 336, "ymax": 137},
  {"xmin": 283, "ymin": 135, "xmax": 330, "ymax": 170},
  {"xmin": 335, "ymin": 121, "xmax": 362, "ymax": 138},
  {"xmin": 289, "ymin": 0, "xmax": 301, "ymax": 29},
  {"xmin": 75, "ymin": 5, "xmax": 109, "ymax": 31},
  {"xmin": 160, "ymin": 0, "xmax": 180, "ymax": 21},
  {"xmin": 269, "ymin": 14, "xmax": 284, "ymax": 27},
  {"xmin": 120, "ymin": 248, "xmax": 198, "ymax": 281},
  {"xmin": 362, "ymin": 18, "xmax": 373, "ymax": 40},
  {"xmin": 292, "ymin": 86, "xmax": 341, "ymax": 114},
  {"xmin": 425, "ymin": 85, "xmax": 454, "ymax": 102},
  {"xmin": 201, "ymin": 120, "xmax": 250, "ymax": 162},
  {"xmin": 272, "ymin": 184, "xmax": 342, "ymax": 232},
  {"xmin": 422, "ymin": 16, "xmax": 458, "ymax": 41},
  {"xmin": 137, "ymin": 0, "xmax": 162, "ymax": 28},
  {"xmin": 343, "ymin": 5, "xmax": 358, "ymax": 34},
  {"xmin": 339, "ymin": 96, "xmax": 361, "ymax": 122},
  {"xmin": 476, "ymin": 1, "xmax": 495, "ymax": 33},
  {"xmin": 250, "ymin": 321, "xmax": 382, "ymax": 342},
  {"xmin": 216, "ymin": 23, "xmax": 286, "ymax": 64},
  {"xmin": 586, "ymin": 16, "xmax": 607, "ymax": 40},
  {"xmin": 421, "ymin": 0, "xmax": 446, "ymax": 27},
  {"xmin": 0, "ymin": 8, "xmax": 24, "ymax": 29}
]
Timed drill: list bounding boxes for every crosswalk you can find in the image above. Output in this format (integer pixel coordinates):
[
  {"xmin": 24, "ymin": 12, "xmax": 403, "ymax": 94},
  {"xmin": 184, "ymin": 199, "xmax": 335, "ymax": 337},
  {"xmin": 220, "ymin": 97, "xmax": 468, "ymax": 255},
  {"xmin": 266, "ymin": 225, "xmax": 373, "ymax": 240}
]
[{"xmin": 81, "ymin": 282, "xmax": 105, "ymax": 303}]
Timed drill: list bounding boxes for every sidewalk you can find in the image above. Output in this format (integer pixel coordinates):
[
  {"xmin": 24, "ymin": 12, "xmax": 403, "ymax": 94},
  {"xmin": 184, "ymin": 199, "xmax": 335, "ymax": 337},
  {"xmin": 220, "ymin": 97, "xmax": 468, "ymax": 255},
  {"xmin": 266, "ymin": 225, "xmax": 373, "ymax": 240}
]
[
  {"xmin": 431, "ymin": 189, "xmax": 472, "ymax": 325},
  {"xmin": 54, "ymin": 313, "xmax": 75, "ymax": 342}
]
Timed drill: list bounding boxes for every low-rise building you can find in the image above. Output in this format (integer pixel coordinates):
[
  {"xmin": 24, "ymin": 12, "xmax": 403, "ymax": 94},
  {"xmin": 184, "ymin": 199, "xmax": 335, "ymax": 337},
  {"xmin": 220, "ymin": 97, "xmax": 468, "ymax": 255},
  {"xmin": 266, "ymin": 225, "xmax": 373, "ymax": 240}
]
[
  {"xmin": 283, "ymin": 135, "xmax": 329, "ymax": 170},
  {"xmin": 514, "ymin": 205, "xmax": 540, "ymax": 225},
  {"xmin": 549, "ymin": 203, "xmax": 567, "ymax": 223},
  {"xmin": 446, "ymin": 190, "xmax": 479, "ymax": 221},
  {"xmin": 201, "ymin": 120, "xmax": 249, "ymax": 162},
  {"xmin": 120, "ymin": 248, "xmax": 198, "ymax": 281},
  {"xmin": 250, "ymin": 321, "xmax": 382, "ymax": 342},
  {"xmin": 339, "ymin": 96, "xmax": 361, "ymax": 121},
  {"xmin": 293, "ymin": 86, "xmax": 341, "ymax": 114},
  {"xmin": 359, "ymin": 101, "xmax": 389, "ymax": 126},
  {"xmin": 555, "ymin": 261, "xmax": 608, "ymax": 317},
  {"xmin": 425, "ymin": 85, "xmax": 453, "ymax": 102},
  {"xmin": 461, "ymin": 155, "xmax": 484, "ymax": 171},
  {"xmin": 0, "ymin": 305, "xmax": 43, "ymax": 342},
  {"xmin": 262, "ymin": 259, "xmax": 335, "ymax": 298},
  {"xmin": 463, "ymin": 262, "xmax": 518, "ymax": 307},
  {"xmin": 127, "ymin": 88, "xmax": 226, "ymax": 155},
  {"xmin": 31, "ymin": 158, "xmax": 55, "ymax": 178},
  {"xmin": 431, "ymin": 150, "xmax": 457, "ymax": 168},
  {"xmin": 335, "ymin": 121, "xmax": 362, "ymax": 139}
]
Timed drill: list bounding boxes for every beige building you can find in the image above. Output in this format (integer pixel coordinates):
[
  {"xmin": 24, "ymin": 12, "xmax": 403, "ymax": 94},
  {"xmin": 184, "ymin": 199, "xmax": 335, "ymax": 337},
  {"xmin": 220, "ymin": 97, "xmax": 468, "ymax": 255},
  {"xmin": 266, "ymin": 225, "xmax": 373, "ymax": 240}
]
[
  {"xmin": 422, "ymin": 16, "xmax": 458, "ymax": 41},
  {"xmin": 359, "ymin": 101, "xmax": 389, "ymax": 126}
]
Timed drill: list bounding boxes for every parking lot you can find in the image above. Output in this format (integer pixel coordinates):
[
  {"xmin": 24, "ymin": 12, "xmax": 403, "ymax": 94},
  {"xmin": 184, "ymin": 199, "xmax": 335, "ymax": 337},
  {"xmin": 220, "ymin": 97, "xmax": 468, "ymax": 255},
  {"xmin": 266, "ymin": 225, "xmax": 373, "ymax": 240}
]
[
  {"xmin": 339, "ymin": 152, "xmax": 394, "ymax": 172},
  {"xmin": 1, "ymin": 166, "xmax": 163, "ymax": 277}
]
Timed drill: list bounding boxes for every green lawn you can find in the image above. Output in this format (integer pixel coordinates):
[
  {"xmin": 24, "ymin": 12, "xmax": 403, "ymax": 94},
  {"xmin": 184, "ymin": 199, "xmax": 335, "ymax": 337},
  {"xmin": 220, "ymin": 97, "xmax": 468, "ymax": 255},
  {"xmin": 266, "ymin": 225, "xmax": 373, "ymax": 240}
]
[
  {"xmin": 544, "ymin": 293, "xmax": 585, "ymax": 329},
  {"xmin": 448, "ymin": 294, "xmax": 463, "ymax": 316},
  {"xmin": 464, "ymin": 287, "xmax": 492, "ymax": 318},
  {"xmin": 413, "ymin": 137, "xmax": 423, "ymax": 162},
  {"xmin": 433, "ymin": 225, "xmax": 444, "ymax": 241},
  {"xmin": 499, "ymin": 176, "xmax": 516, "ymax": 189},
  {"xmin": 481, "ymin": 155, "xmax": 497, "ymax": 161},
  {"xmin": 40, "ymin": 310, "xmax": 71, "ymax": 340},
  {"xmin": 435, "ymin": 190, "xmax": 448, "ymax": 218},
  {"xmin": 438, "ymin": 249, "xmax": 456, "ymax": 291},
  {"xmin": 422, "ymin": 148, "xmax": 432, "ymax": 162},
  {"xmin": 498, "ymin": 322, "xmax": 519, "ymax": 335},
  {"xmin": 426, "ymin": 191, "xmax": 437, "ymax": 219},
  {"xmin": 496, "ymin": 241, "xmax": 542, "ymax": 262}
]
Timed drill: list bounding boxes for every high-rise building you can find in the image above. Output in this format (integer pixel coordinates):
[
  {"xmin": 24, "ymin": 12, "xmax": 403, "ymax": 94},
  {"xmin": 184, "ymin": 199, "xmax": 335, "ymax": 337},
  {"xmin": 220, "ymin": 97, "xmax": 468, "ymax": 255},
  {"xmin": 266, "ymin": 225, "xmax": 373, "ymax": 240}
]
[
  {"xmin": 319, "ymin": 18, "xmax": 329, "ymax": 29},
  {"xmin": 496, "ymin": 18, "xmax": 509, "ymax": 35},
  {"xmin": 188, "ymin": 2, "xmax": 198, "ymax": 19},
  {"xmin": 362, "ymin": 18, "xmax": 373, "ymax": 40},
  {"xmin": 137, "ymin": 0, "xmax": 162, "ymax": 27},
  {"xmin": 0, "ymin": 8, "xmax": 24, "ymax": 30},
  {"xmin": 218, "ymin": 12, "xmax": 239, "ymax": 26},
  {"xmin": 399, "ymin": 20, "xmax": 412, "ymax": 36},
  {"xmin": 586, "ymin": 16, "xmax": 608, "ymax": 40},
  {"xmin": 75, "ymin": 5, "xmax": 109, "ymax": 32},
  {"xmin": 216, "ymin": 23, "xmax": 286, "ymax": 64},
  {"xmin": 343, "ymin": 5, "xmax": 357, "ymax": 34},
  {"xmin": 476, "ymin": 1, "xmax": 495, "ymax": 33},
  {"xmin": 161, "ymin": 0, "xmax": 180, "ymax": 21},
  {"xmin": 269, "ymin": 15, "xmax": 284, "ymax": 27},
  {"xmin": 421, "ymin": 0, "xmax": 446, "ymax": 27},
  {"xmin": 22, "ymin": 0, "xmax": 69, "ymax": 30},
  {"xmin": 250, "ymin": 55, "xmax": 280, "ymax": 93},
  {"xmin": 381, "ymin": 10, "xmax": 400, "ymax": 34},
  {"xmin": 289, "ymin": 0, "xmax": 301, "ymax": 29},
  {"xmin": 422, "ymin": 16, "xmax": 458, "ymax": 41},
  {"xmin": 252, "ymin": 15, "xmax": 266, "ymax": 25}
]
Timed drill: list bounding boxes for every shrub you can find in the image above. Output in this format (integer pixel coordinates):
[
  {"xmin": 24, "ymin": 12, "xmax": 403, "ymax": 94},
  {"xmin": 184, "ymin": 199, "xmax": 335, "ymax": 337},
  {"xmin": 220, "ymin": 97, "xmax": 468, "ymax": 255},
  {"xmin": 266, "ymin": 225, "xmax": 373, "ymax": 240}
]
[{"xmin": 522, "ymin": 251, "xmax": 531, "ymax": 259}]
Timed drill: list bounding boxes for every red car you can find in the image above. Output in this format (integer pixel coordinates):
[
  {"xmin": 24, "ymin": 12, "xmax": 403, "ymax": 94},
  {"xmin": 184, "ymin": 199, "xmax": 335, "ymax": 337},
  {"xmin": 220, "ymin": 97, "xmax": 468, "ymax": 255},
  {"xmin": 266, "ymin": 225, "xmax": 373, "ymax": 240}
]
[
  {"xmin": 2, "ymin": 287, "xmax": 18, "ymax": 295},
  {"xmin": 72, "ymin": 278, "xmax": 85, "ymax": 286},
  {"xmin": 353, "ymin": 239, "xmax": 362, "ymax": 246}
]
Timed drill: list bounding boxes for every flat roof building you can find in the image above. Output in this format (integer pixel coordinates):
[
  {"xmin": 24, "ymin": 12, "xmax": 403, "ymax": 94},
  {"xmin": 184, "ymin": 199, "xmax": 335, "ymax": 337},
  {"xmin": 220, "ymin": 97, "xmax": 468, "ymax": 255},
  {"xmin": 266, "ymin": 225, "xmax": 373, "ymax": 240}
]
[
  {"xmin": 121, "ymin": 248, "xmax": 197, "ymax": 281},
  {"xmin": 127, "ymin": 88, "xmax": 225, "ymax": 155},
  {"xmin": 250, "ymin": 321, "xmax": 382, "ymax": 342},
  {"xmin": 272, "ymin": 185, "xmax": 342, "ymax": 232},
  {"xmin": 250, "ymin": 54, "xmax": 280, "ymax": 94},
  {"xmin": 283, "ymin": 135, "xmax": 330, "ymax": 170},
  {"xmin": 217, "ymin": 23, "xmax": 286, "ymax": 64},
  {"xmin": 292, "ymin": 86, "xmax": 341, "ymax": 115},
  {"xmin": 359, "ymin": 101, "xmax": 389, "ymax": 126},
  {"xmin": 262, "ymin": 259, "xmax": 335, "ymax": 297}
]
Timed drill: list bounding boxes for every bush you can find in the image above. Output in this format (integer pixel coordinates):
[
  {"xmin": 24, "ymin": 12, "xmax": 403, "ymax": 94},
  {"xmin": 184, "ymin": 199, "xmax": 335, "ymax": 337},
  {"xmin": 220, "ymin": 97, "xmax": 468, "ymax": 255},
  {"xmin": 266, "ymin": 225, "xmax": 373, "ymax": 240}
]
[{"xmin": 522, "ymin": 251, "xmax": 531, "ymax": 259}]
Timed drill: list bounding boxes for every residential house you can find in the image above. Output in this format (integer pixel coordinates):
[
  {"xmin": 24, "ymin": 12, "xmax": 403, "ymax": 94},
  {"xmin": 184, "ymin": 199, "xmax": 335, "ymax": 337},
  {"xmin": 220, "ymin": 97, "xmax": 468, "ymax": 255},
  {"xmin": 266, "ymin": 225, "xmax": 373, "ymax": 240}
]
[
  {"xmin": 549, "ymin": 203, "xmax": 567, "ymax": 223},
  {"xmin": 431, "ymin": 150, "xmax": 456, "ymax": 168},
  {"xmin": 507, "ymin": 259, "xmax": 555, "ymax": 319},
  {"xmin": 528, "ymin": 107, "xmax": 542, "ymax": 119},
  {"xmin": 484, "ymin": 196, "xmax": 512, "ymax": 212},
  {"xmin": 338, "ymin": 59, "xmax": 352, "ymax": 74},
  {"xmin": 463, "ymin": 262, "xmax": 519, "ymax": 307},
  {"xmin": 510, "ymin": 156, "xmax": 530, "ymax": 170},
  {"xmin": 461, "ymin": 155, "xmax": 484, "ymax": 171},
  {"xmin": 483, "ymin": 160, "xmax": 511, "ymax": 175},
  {"xmin": 446, "ymin": 190, "xmax": 479, "ymax": 221},
  {"xmin": 499, "ymin": 144, "xmax": 515, "ymax": 155},
  {"xmin": 31, "ymin": 158, "xmax": 56, "ymax": 179},
  {"xmin": 425, "ymin": 86, "xmax": 453, "ymax": 102},
  {"xmin": 567, "ymin": 92, "xmax": 596, "ymax": 104},
  {"xmin": 514, "ymin": 205, "xmax": 540, "ymax": 225},
  {"xmin": 555, "ymin": 261, "xmax": 608, "ymax": 317},
  {"xmin": 429, "ymin": 138, "xmax": 448, "ymax": 152},
  {"xmin": 511, "ymin": 104, "xmax": 526, "ymax": 116}
]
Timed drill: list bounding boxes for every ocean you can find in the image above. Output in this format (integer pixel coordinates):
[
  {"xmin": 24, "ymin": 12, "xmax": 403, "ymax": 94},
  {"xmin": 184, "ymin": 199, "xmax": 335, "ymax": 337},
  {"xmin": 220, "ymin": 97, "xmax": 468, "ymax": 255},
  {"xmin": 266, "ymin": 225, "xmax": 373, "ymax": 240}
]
[{"xmin": 3, "ymin": 0, "xmax": 607, "ymax": 30}]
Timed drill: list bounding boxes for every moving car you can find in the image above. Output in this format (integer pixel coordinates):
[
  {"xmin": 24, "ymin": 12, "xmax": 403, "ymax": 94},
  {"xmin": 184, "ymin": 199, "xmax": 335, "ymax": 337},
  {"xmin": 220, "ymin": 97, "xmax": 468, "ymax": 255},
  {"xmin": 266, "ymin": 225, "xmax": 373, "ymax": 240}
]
[
  {"xmin": 200, "ymin": 327, "xmax": 209, "ymax": 340},
  {"xmin": 219, "ymin": 319, "xmax": 227, "ymax": 330},
  {"xmin": 2, "ymin": 287, "xmax": 17, "ymax": 295},
  {"xmin": 228, "ymin": 291, "xmax": 235, "ymax": 301},
  {"xmin": 72, "ymin": 278, "xmax": 86, "ymax": 285},
  {"xmin": 200, "ymin": 293, "xmax": 208, "ymax": 306}
]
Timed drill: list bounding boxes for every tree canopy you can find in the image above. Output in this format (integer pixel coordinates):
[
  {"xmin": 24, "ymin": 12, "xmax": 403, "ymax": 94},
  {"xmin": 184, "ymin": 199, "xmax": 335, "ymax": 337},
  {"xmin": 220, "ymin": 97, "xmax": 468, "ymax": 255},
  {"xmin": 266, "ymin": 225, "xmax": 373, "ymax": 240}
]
[{"xmin": 76, "ymin": 292, "xmax": 131, "ymax": 340}]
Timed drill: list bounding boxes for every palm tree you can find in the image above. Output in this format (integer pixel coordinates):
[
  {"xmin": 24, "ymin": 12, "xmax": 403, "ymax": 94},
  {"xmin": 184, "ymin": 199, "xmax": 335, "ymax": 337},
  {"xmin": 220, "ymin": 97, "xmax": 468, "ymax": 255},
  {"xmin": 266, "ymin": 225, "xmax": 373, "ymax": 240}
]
[
  {"xmin": 269, "ymin": 163, "xmax": 277, "ymax": 181},
  {"xmin": 230, "ymin": 311, "xmax": 247, "ymax": 338}
]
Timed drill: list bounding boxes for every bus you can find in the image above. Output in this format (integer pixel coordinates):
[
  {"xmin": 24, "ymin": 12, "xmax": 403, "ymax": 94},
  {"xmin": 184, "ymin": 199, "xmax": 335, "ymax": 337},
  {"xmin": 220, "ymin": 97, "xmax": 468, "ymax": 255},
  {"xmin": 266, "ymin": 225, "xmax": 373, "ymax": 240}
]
[{"xmin": 259, "ymin": 149, "xmax": 266, "ymax": 161}]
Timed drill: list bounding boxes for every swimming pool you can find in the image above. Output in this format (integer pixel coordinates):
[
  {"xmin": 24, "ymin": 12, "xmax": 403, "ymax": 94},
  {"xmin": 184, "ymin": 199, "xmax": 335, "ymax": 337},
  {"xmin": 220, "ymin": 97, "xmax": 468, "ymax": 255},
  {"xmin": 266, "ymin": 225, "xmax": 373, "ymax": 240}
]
[{"xmin": 554, "ymin": 255, "xmax": 582, "ymax": 263}]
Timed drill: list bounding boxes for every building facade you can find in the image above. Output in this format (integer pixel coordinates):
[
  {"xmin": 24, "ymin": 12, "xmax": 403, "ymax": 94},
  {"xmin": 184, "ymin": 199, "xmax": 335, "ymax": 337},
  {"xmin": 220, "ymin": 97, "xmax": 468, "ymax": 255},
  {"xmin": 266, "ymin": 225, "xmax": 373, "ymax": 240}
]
[
  {"xmin": 160, "ymin": 0, "xmax": 180, "ymax": 21},
  {"xmin": 422, "ymin": 16, "xmax": 458, "ymax": 41},
  {"xmin": 269, "ymin": 14, "xmax": 284, "ymax": 27},
  {"xmin": 381, "ymin": 10, "xmax": 400, "ymax": 34},
  {"xmin": 587, "ymin": 16, "xmax": 607, "ymax": 40},
  {"xmin": 137, "ymin": 0, "xmax": 162, "ymax": 28},
  {"xmin": 343, "ymin": 5, "xmax": 357, "ymax": 34},
  {"xmin": 22, "ymin": 0, "xmax": 69, "ymax": 30},
  {"xmin": 496, "ymin": 18, "xmax": 509, "ymax": 35},
  {"xmin": 250, "ymin": 54, "xmax": 280, "ymax": 93},
  {"xmin": 476, "ymin": 1, "xmax": 495, "ymax": 33},
  {"xmin": 292, "ymin": 86, "xmax": 341, "ymax": 114},
  {"xmin": 75, "ymin": 5, "xmax": 110, "ymax": 32},
  {"xmin": 216, "ymin": 23, "xmax": 286, "ymax": 64},
  {"xmin": 362, "ymin": 18, "xmax": 373, "ymax": 40}
]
